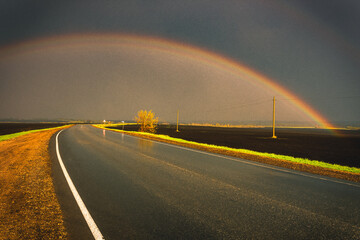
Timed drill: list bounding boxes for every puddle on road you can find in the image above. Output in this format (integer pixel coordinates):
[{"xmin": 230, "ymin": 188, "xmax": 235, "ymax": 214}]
[{"xmin": 137, "ymin": 138, "xmax": 154, "ymax": 152}]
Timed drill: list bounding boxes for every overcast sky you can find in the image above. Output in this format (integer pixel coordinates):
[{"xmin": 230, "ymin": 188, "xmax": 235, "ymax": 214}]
[{"xmin": 0, "ymin": 0, "xmax": 359, "ymax": 125}]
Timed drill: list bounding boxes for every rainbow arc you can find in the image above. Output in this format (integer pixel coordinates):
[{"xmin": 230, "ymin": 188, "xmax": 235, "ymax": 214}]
[{"xmin": 0, "ymin": 33, "xmax": 336, "ymax": 131}]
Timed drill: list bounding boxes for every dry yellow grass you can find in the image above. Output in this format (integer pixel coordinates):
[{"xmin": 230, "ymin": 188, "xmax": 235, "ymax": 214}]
[{"xmin": 0, "ymin": 128, "xmax": 68, "ymax": 239}]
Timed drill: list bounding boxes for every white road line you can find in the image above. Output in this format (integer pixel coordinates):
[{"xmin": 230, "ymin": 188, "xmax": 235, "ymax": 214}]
[
  {"xmin": 120, "ymin": 132, "xmax": 360, "ymax": 188},
  {"xmin": 56, "ymin": 129, "xmax": 105, "ymax": 240}
]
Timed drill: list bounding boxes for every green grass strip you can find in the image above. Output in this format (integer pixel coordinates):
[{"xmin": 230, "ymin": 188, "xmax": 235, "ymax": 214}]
[
  {"xmin": 94, "ymin": 124, "xmax": 360, "ymax": 174},
  {"xmin": 0, "ymin": 125, "xmax": 72, "ymax": 142}
]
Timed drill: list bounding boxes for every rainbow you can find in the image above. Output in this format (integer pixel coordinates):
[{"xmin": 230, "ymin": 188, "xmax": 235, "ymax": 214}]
[{"xmin": 0, "ymin": 33, "xmax": 336, "ymax": 130}]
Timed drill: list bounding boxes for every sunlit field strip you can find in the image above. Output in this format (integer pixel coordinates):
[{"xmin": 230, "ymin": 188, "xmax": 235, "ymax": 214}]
[
  {"xmin": 94, "ymin": 124, "xmax": 360, "ymax": 175},
  {"xmin": 0, "ymin": 125, "xmax": 73, "ymax": 142}
]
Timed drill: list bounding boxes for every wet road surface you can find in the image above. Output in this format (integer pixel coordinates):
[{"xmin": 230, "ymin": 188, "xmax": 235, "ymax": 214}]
[{"xmin": 51, "ymin": 125, "xmax": 360, "ymax": 239}]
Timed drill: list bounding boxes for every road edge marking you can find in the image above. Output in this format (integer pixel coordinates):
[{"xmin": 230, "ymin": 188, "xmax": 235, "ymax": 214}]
[
  {"xmin": 119, "ymin": 131, "xmax": 360, "ymax": 188},
  {"xmin": 56, "ymin": 129, "xmax": 105, "ymax": 240}
]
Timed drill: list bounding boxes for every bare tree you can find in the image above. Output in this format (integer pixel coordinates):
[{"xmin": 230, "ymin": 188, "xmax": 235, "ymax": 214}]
[{"xmin": 135, "ymin": 110, "xmax": 158, "ymax": 133}]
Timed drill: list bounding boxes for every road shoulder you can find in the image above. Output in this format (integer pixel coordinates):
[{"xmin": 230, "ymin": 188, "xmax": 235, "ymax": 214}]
[{"xmin": 0, "ymin": 127, "xmax": 68, "ymax": 239}]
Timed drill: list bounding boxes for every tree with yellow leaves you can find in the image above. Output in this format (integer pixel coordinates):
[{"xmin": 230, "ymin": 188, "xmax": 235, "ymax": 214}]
[{"xmin": 135, "ymin": 110, "xmax": 158, "ymax": 133}]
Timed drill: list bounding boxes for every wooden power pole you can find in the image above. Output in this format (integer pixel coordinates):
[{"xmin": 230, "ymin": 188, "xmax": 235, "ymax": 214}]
[
  {"xmin": 176, "ymin": 110, "xmax": 180, "ymax": 132},
  {"xmin": 272, "ymin": 96, "xmax": 277, "ymax": 139}
]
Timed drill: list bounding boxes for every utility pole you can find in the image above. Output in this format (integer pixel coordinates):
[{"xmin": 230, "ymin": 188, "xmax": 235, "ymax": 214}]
[
  {"xmin": 272, "ymin": 96, "xmax": 277, "ymax": 139},
  {"xmin": 176, "ymin": 110, "xmax": 180, "ymax": 132}
]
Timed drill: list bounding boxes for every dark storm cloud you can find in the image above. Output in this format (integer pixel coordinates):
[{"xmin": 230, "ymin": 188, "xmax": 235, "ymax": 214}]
[
  {"xmin": 290, "ymin": 0, "xmax": 360, "ymax": 47},
  {"xmin": 0, "ymin": 1, "xmax": 60, "ymax": 44},
  {"xmin": 0, "ymin": 0, "xmax": 359, "ymax": 123}
]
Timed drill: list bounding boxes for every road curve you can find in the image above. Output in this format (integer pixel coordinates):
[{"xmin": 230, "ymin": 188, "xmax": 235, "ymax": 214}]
[{"xmin": 51, "ymin": 125, "xmax": 360, "ymax": 239}]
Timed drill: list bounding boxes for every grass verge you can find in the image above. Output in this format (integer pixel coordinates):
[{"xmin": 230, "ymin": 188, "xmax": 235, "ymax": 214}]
[
  {"xmin": 0, "ymin": 126, "xmax": 70, "ymax": 239},
  {"xmin": 0, "ymin": 125, "xmax": 72, "ymax": 142},
  {"xmin": 94, "ymin": 124, "xmax": 360, "ymax": 182}
]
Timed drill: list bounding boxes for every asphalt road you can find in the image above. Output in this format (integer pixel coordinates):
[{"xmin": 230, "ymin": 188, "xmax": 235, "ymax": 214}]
[{"xmin": 51, "ymin": 125, "xmax": 360, "ymax": 239}]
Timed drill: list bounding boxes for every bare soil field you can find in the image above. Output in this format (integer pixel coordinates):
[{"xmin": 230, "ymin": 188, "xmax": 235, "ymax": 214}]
[
  {"xmin": 0, "ymin": 123, "xmax": 67, "ymax": 136},
  {"xmin": 113, "ymin": 124, "xmax": 360, "ymax": 168}
]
